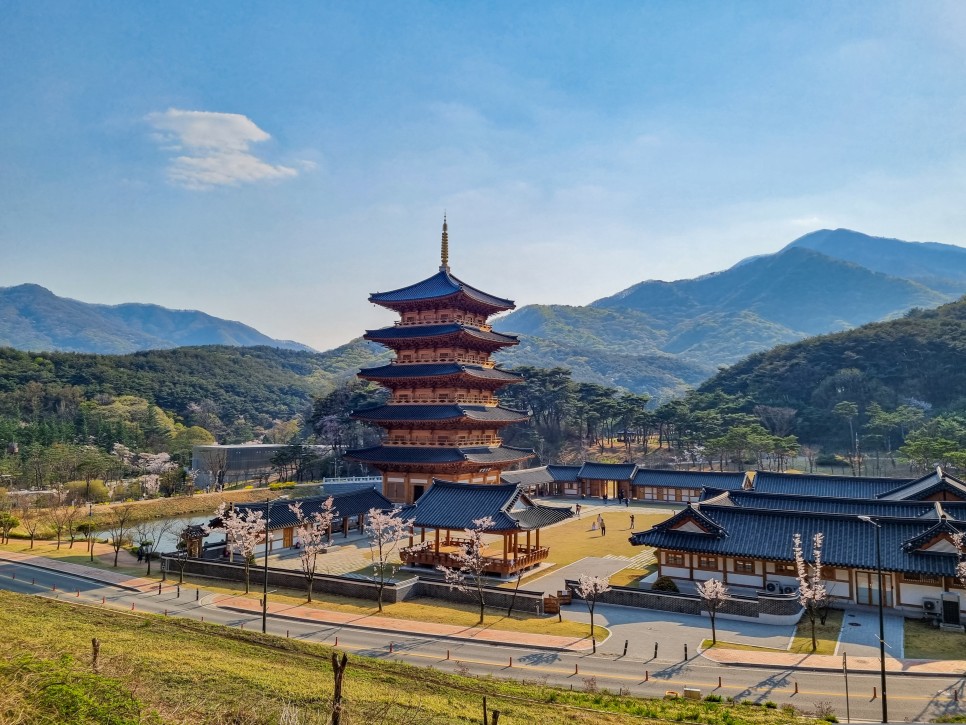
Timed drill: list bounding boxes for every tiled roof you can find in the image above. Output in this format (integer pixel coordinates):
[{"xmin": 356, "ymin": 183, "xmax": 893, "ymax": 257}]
[
  {"xmin": 631, "ymin": 503, "xmax": 966, "ymax": 576},
  {"xmin": 578, "ymin": 462, "xmax": 638, "ymax": 480},
  {"xmin": 358, "ymin": 362, "xmax": 522, "ymax": 383},
  {"xmin": 364, "ymin": 323, "xmax": 519, "ymax": 346},
  {"xmin": 707, "ymin": 490, "xmax": 944, "ymax": 520},
  {"xmin": 344, "ymin": 444, "xmax": 534, "ymax": 465},
  {"xmin": 369, "ymin": 269, "xmax": 514, "ymax": 311},
  {"xmin": 501, "ymin": 467, "xmax": 555, "ymax": 486},
  {"xmin": 632, "ymin": 468, "xmax": 748, "ymax": 490},
  {"xmin": 902, "ymin": 517, "xmax": 965, "ymax": 552},
  {"xmin": 877, "ymin": 467, "xmax": 966, "ymax": 501},
  {"xmin": 232, "ymin": 488, "xmax": 393, "ymax": 531},
  {"xmin": 351, "ymin": 404, "xmax": 528, "ymax": 424},
  {"xmin": 547, "ymin": 465, "xmax": 581, "ymax": 482},
  {"xmin": 399, "ymin": 480, "xmax": 572, "ymax": 531},
  {"xmin": 751, "ymin": 471, "xmax": 910, "ymax": 498}
]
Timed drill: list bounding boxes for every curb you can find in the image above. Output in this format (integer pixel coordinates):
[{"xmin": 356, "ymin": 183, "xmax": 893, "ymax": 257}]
[{"xmin": 699, "ymin": 652, "xmax": 966, "ymax": 678}]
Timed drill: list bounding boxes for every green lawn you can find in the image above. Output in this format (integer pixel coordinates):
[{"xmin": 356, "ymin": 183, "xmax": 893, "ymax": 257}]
[{"xmin": 905, "ymin": 618, "xmax": 966, "ymax": 660}]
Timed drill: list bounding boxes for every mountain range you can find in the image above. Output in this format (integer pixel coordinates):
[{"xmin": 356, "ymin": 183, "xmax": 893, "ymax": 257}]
[
  {"xmin": 4, "ymin": 229, "xmax": 966, "ymax": 401},
  {"xmin": 492, "ymin": 229, "xmax": 966, "ymax": 398},
  {"xmin": 0, "ymin": 284, "xmax": 314, "ymax": 354}
]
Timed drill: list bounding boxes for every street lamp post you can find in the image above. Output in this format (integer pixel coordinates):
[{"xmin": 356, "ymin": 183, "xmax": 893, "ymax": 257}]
[
  {"xmin": 88, "ymin": 502, "xmax": 94, "ymax": 563},
  {"xmin": 858, "ymin": 515, "xmax": 888, "ymax": 723},
  {"xmin": 262, "ymin": 495, "xmax": 288, "ymax": 634}
]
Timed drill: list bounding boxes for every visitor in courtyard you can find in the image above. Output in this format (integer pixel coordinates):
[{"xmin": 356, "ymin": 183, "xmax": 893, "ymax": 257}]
[
  {"xmin": 600, "ymin": 520, "xmax": 606, "ymax": 536},
  {"xmin": 575, "ymin": 503, "xmax": 582, "ymax": 518},
  {"xmin": 629, "ymin": 514, "xmax": 635, "ymax": 529}
]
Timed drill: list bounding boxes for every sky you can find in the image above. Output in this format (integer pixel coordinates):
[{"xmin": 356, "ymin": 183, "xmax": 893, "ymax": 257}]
[{"xmin": 3, "ymin": 1, "xmax": 966, "ymax": 351}]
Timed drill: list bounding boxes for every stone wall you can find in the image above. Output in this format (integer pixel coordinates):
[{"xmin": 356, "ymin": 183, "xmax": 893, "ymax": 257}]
[
  {"xmin": 162, "ymin": 557, "xmax": 544, "ymax": 613},
  {"xmin": 564, "ymin": 579, "xmax": 802, "ymax": 625}
]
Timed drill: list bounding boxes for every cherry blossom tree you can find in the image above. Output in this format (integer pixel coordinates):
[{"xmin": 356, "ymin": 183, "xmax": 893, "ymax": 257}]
[
  {"xmin": 575, "ymin": 573, "xmax": 611, "ymax": 653},
  {"xmin": 214, "ymin": 502, "xmax": 265, "ymax": 593},
  {"xmin": 953, "ymin": 532, "xmax": 966, "ymax": 589},
  {"xmin": 289, "ymin": 498, "xmax": 336, "ymax": 602},
  {"xmin": 364, "ymin": 507, "xmax": 414, "ymax": 612},
  {"xmin": 793, "ymin": 531, "xmax": 830, "ymax": 651},
  {"xmin": 436, "ymin": 516, "xmax": 495, "ymax": 625},
  {"xmin": 696, "ymin": 577, "xmax": 730, "ymax": 645}
]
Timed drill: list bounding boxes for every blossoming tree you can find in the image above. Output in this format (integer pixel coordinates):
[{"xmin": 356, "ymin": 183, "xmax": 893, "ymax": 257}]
[
  {"xmin": 696, "ymin": 577, "xmax": 730, "ymax": 645},
  {"xmin": 576, "ymin": 573, "xmax": 611, "ymax": 653},
  {"xmin": 436, "ymin": 516, "xmax": 495, "ymax": 625},
  {"xmin": 214, "ymin": 502, "xmax": 265, "ymax": 593},
  {"xmin": 365, "ymin": 507, "xmax": 414, "ymax": 612},
  {"xmin": 289, "ymin": 498, "xmax": 336, "ymax": 602},
  {"xmin": 793, "ymin": 531, "xmax": 829, "ymax": 651}
]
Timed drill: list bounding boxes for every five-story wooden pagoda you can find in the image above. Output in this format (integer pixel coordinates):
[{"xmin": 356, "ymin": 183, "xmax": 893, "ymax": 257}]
[{"xmin": 345, "ymin": 220, "xmax": 533, "ymax": 503}]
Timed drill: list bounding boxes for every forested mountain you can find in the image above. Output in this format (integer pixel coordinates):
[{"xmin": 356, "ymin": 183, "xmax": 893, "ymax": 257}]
[
  {"xmin": 0, "ymin": 343, "xmax": 382, "ymax": 426},
  {"xmin": 494, "ymin": 230, "xmax": 961, "ymax": 398},
  {"xmin": 0, "ymin": 284, "xmax": 314, "ymax": 354},
  {"xmin": 695, "ymin": 295, "xmax": 966, "ymax": 442}
]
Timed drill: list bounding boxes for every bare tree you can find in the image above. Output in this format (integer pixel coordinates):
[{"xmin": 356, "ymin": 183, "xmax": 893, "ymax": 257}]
[
  {"xmin": 105, "ymin": 504, "xmax": 138, "ymax": 567},
  {"xmin": 365, "ymin": 507, "xmax": 414, "ymax": 612},
  {"xmin": 214, "ymin": 502, "xmax": 264, "ymax": 593},
  {"xmin": 793, "ymin": 532, "xmax": 830, "ymax": 651},
  {"xmin": 696, "ymin": 578, "xmax": 730, "ymax": 645},
  {"xmin": 15, "ymin": 495, "xmax": 43, "ymax": 549},
  {"xmin": 45, "ymin": 496, "xmax": 81, "ymax": 550},
  {"xmin": 575, "ymin": 574, "xmax": 611, "ymax": 653},
  {"xmin": 132, "ymin": 518, "xmax": 176, "ymax": 576},
  {"xmin": 197, "ymin": 447, "xmax": 230, "ymax": 489},
  {"xmin": 331, "ymin": 652, "xmax": 348, "ymax": 725},
  {"xmin": 436, "ymin": 516, "xmax": 495, "ymax": 625},
  {"xmin": 754, "ymin": 405, "xmax": 797, "ymax": 437},
  {"xmin": 290, "ymin": 498, "xmax": 337, "ymax": 602}
]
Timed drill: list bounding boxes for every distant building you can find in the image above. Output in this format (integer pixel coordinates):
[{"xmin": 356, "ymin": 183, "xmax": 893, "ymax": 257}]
[
  {"xmin": 191, "ymin": 444, "xmax": 329, "ymax": 487},
  {"xmin": 345, "ymin": 220, "xmax": 534, "ymax": 503}
]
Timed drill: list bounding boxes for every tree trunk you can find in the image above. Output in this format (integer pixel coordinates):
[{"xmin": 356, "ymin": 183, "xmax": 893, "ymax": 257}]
[{"xmin": 331, "ymin": 652, "xmax": 347, "ymax": 725}]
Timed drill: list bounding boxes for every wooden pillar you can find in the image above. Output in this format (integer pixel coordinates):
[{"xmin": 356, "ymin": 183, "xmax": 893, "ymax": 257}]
[
  {"xmin": 526, "ymin": 529, "xmax": 531, "ymax": 552},
  {"xmin": 535, "ymin": 528, "xmax": 540, "ymax": 549},
  {"xmin": 434, "ymin": 528, "xmax": 440, "ymax": 553},
  {"xmin": 502, "ymin": 535, "xmax": 508, "ymax": 562},
  {"xmin": 420, "ymin": 527, "xmax": 426, "ymax": 543},
  {"xmin": 342, "ymin": 517, "xmax": 350, "ymax": 538}
]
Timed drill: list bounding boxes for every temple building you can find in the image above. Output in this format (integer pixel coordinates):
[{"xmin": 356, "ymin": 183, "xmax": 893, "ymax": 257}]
[{"xmin": 345, "ymin": 220, "xmax": 534, "ymax": 503}]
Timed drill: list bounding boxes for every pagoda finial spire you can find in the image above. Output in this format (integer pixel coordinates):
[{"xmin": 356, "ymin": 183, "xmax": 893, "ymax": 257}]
[{"xmin": 440, "ymin": 214, "xmax": 450, "ymax": 271}]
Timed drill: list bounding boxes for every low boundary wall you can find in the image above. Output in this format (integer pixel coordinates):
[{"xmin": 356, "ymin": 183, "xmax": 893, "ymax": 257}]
[
  {"xmin": 563, "ymin": 579, "xmax": 802, "ymax": 625},
  {"xmin": 161, "ymin": 556, "xmax": 545, "ymax": 614}
]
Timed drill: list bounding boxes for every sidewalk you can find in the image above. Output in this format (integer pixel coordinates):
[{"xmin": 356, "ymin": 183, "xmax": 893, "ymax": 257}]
[
  {"xmin": 207, "ymin": 593, "xmax": 595, "ymax": 652},
  {"xmin": 701, "ymin": 645, "xmax": 966, "ymax": 676},
  {"xmin": 0, "ymin": 549, "xmax": 158, "ymax": 592}
]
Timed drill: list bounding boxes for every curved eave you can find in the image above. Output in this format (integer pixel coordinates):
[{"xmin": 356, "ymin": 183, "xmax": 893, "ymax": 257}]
[
  {"xmin": 344, "ymin": 445, "xmax": 534, "ymax": 466},
  {"xmin": 363, "ymin": 324, "xmax": 519, "ymax": 349},
  {"xmin": 350, "ymin": 404, "xmax": 529, "ymax": 425},
  {"xmin": 368, "ymin": 269, "xmax": 514, "ymax": 313},
  {"xmin": 358, "ymin": 363, "xmax": 523, "ymax": 385}
]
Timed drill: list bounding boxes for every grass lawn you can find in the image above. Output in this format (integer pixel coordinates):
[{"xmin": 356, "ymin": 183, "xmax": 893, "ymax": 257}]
[
  {"xmin": 608, "ymin": 566, "xmax": 656, "ymax": 588},
  {"xmin": 905, "ymin": 618, "xmax": 966, "ymax": 660},
  {"xmin": 0, "ymin": 590, "xmax": 820, "ymax": 725},
  {"xmin": 703, "ymin": 609, "xmax": 844, "ymax": 656},
  {"xmin": 789, "ymin": 608, "xmax": 843, "ymax": 655},
  {"xmin": 181, "ymin": 574, "xmax": 596, "ymax": 639}
]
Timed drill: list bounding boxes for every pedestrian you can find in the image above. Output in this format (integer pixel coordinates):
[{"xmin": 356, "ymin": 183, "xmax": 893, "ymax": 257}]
[
  {"xmin": 591, "ymin": 519, "xmax": 598, "ymax": 532},
  {"xmin": 629, "ymin": 514, "xmax": 635, "ymax": 530},
  {"xmin": 603, "ymin": 493, "xmax": 608, "ymax": 505},
  {"xmin": 597, "ymin": 513, "xmax": 604, "ymax": 529},
  {"xmin": 575, "ymin": 503, "xmax": 582, "ymax": 519},
  {"xmin": 625, "ymin": 496, "xmax": 630, "ymax": 507},
  {"xmin": 600, "ymin": 520, "xmax": 607, "ymax": 536},
  {"xmin": 136, "ymin": 547, "xmax": 143, "ymax": 563}
]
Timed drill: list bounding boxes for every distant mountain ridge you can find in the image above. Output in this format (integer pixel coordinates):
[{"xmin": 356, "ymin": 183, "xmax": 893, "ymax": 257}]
[
  {"xmin": 493, "ymin": 229, "xmax": 966, "ymax": 399},
  {"xmin": 0, "ymin": 284, "xmax": 315, "ymax": 354}
]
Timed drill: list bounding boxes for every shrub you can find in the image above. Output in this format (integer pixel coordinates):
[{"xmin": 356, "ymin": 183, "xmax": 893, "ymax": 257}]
[
  {"xmin": 65, "ymin": 480, "xmax": 110, "ymax": 504},
  {"xmin": 704, "ymin": 694, "xmax": 723, "ymax": 703},
  {"xmin": 815, "ymin": 453, "xmax": 847, "ymax": 467},
  {"xmin": 765, "ymin": 701, "xmax": 777, "ymax": 709},
  {"xmin": 652, "ymin": 575, "xmax": 679, "ymax": 592},
  {"xmin": 268, "ymin": 481, "xmax": 296, "ymax": 490}
]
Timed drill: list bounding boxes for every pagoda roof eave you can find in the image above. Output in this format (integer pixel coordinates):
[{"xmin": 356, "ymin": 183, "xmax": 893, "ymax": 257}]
[
  {"xmin": 369, "ymin": 269, "xmax": 514, "ymax": 312},
  {"xmin": 363, "ymin": 323, "xmax": 519, "ymax": 347},
  {"xmin": 350, "ymin": 404, "xmax": 529, "ymax": 424},
  {"xmin": 358, "ymin": 362, "xmax": 522, "ymax": 384}
]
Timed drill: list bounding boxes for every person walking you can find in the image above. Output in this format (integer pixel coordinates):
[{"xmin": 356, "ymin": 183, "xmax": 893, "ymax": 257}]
[
  {"xmin": 600, "ymin": 520, "xmax": 607, "ymax": 536},
  {"xmin": 629, "ymin": 513, "xmax": 635, "ymax": 530},
  {"xmin": 596, "ymin": 513, "xmax": 604, "ymax": 529},
  {"xmin": 575, "ymin": 503, "xmax": 582, "ymax": 519}
]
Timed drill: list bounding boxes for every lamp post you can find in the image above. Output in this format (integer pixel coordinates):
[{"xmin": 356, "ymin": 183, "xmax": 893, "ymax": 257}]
[
  {"xmin": 262, "ymin": 495, "xmax": 288, "ymax": 634},
  {"xmin": 88, "ymin": 502, "xmax": 94, "ymax": 563},
  {"xmin": 858, "ymin": 515, "xmax": 888, "ymax": 723}
]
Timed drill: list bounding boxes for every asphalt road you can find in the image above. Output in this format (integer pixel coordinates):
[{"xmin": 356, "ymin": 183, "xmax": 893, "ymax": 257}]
[{"xmin": 1, "ymin": 560, "xmax": 963, "ymax": 723}]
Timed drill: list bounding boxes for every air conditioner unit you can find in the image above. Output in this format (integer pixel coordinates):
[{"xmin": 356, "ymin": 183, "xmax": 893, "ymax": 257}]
[
  {"xmin": 922, "ymin": 598, "xmax": 942, "ymax": 613},
  {"xmin": 765, "ymin": 582, "xmax": 778, "ymax": 594},
  {"xmin": 782, "ymin": 585, "xmax": 796, "ymax": 595}
]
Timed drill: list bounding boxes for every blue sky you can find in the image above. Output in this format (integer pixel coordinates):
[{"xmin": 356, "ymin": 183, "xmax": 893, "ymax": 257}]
[{"xmin": 3, "ymin": 1, "xmax": 966, "ymax": 350}]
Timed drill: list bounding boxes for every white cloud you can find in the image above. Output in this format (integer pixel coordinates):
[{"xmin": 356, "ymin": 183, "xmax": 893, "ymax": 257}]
[{"xmin": 146, "ymin": 108, "xmax": 299, "ymax": 189}]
